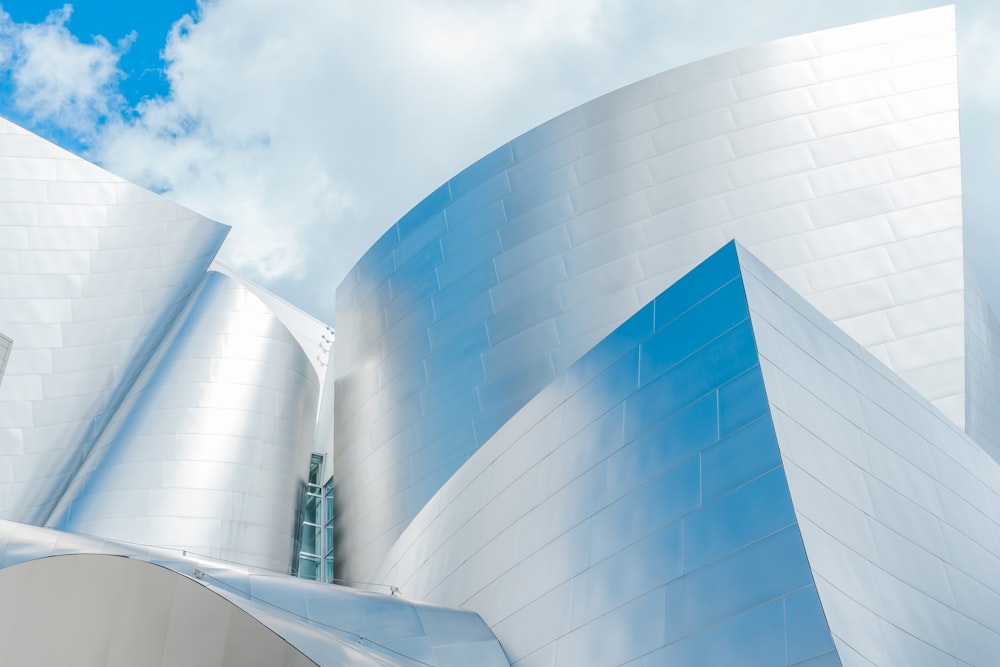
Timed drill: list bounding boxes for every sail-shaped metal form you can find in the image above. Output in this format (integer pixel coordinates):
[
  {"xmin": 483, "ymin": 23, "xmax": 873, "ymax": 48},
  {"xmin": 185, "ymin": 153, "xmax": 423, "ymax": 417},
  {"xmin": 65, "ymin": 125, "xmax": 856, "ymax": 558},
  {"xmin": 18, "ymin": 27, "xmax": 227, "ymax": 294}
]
[
  {"xmin": 5, "ymin": 5, "xmax": 1000, "ymax": 666},
  {"xmin": 332, "ymin": 5, "xmax": 966, "ymax": 585}
]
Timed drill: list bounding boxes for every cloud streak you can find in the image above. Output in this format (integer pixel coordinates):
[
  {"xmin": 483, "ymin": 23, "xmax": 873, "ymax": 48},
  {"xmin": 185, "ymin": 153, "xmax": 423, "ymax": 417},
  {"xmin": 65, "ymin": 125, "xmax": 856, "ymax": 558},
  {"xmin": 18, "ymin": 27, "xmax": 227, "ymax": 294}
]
[
  {"xmin": 0, "ymin": 0, "xmax": 998, "ymax": 321},
  {"xmin": 1, "ymin": 5, "xmax": 130, "ymax": 139}
]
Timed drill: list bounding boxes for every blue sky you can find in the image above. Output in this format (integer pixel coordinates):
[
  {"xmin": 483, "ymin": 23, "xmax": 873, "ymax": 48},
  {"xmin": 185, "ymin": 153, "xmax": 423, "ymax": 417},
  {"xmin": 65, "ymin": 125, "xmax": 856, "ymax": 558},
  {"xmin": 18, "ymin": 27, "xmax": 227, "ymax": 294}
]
[
  {"xmin": 0, "ymin": 1, "xmax": 997, "ymax": 322},
  {"xmin": 0, "ymin": 1, "xmax": 197, "ymax": 149}
]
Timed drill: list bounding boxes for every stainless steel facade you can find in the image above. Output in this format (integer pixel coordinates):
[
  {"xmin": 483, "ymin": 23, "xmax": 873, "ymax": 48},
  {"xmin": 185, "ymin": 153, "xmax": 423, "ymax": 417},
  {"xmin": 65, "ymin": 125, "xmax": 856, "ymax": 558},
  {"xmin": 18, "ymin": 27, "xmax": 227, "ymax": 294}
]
[
  {"xmin": 0, "ymin": 519, "xmax": 509, "ymax": 666},
  {"xmin": 44, "ymin": 271, "xmax": 320, "ymax": 572},
  {"xmin": 0, "ymin": 92, "xmax": 508, "ymax": 667},
  {"xmin": 0, "ymin": 116, "xmax": 230, "ymax": 525},
  {"xmin": 0, "ymin": 117, "xmax": 336, "ymax": 570},
  {"xmin": 742, "ymin": 244, "xmax": 1000, "ymax": 665},
  {"xmin": 371, "ymin": 240, "xmax": 1000, "ymax": 665},
  {"xmin": 0, "ymin": 555, "xmax": 319, "ymax": 666},
  {"xmin": 0, "ymin": 332, "xmax": 11, "ymax": 387},
  {"xmin": 333, "ymin": 5, "xmax": 965, "ymax": 585},
  {"xmin": 2, "ymin": 5, "xmax": 1000, "ymax": 666},
  {"xmin": 964, "ymin": 266, "xmax": 1000, "ymax": 459},
  {"xmin": 373, "ymin": 243, "xmax": 839, "ymax": 665}
]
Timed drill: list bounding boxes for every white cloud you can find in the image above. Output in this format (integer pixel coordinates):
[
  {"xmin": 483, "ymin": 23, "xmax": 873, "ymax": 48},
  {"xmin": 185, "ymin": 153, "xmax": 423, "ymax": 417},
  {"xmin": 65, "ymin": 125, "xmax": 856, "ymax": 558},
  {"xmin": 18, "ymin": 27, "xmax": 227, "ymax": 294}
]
[
  {"xmin": 1, "ymin": 0, "xmax": 996, "ymax": 320},
  {"xmin": 93, "ymin": 0, "xmax": 621, "ymax": 314},
  {"xmin": 1, "ymin": 5, "xmax": 130, "ymax": 138}
]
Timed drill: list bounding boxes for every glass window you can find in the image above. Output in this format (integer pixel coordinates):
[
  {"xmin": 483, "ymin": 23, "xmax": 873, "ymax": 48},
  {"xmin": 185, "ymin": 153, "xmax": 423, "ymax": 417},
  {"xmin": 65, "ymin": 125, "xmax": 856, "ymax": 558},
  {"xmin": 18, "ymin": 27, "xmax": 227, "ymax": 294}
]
[
  {"xmin": 301, "ymin": 523, "xmax": 318, "ymax": 555},
  {"xmin": 303, "ymin": 491, "xmax": 321, "ymax": 524},
  {"xmin": 298, "ymin": 554, "xmax": 320, "ymax": 579},
  {"xmin": 308, "ymin": 453, "xmax": 324, "ymax": 485}
]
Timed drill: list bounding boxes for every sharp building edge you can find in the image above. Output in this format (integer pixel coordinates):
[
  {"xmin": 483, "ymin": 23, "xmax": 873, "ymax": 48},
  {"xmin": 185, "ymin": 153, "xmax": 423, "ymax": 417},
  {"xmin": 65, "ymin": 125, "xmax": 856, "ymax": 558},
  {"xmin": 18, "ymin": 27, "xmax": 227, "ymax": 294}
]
[
  {"xmin": 332, "ymin": 4, "xmax": 965, "ymax": 585},
  {"xmin": 2, "ymin": 5, "xmax": 1000, "ymax": 666}
]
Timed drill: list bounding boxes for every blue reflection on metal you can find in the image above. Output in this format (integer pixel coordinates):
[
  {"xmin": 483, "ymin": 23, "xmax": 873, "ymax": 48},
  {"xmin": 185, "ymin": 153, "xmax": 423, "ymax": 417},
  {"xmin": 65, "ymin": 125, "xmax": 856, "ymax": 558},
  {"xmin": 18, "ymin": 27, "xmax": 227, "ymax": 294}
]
[
  {"xmin": 0, "ymin": 519, "xmax": 510, "ymax": 667},
  {"xmin": 374, "ymin": 242, "xmax": 839, "ymax": 665},
  {"xmin": 334, "ymin": 5, "xmax": 966, "ymax": 584}
]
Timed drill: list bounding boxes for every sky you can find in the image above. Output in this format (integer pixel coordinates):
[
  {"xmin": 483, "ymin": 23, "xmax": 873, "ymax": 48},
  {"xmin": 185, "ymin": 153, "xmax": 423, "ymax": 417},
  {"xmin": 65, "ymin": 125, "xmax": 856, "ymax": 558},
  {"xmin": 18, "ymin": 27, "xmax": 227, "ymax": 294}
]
[{"xmin": 0, "ymin": 0, "xmax": 997, "ymax": 324}]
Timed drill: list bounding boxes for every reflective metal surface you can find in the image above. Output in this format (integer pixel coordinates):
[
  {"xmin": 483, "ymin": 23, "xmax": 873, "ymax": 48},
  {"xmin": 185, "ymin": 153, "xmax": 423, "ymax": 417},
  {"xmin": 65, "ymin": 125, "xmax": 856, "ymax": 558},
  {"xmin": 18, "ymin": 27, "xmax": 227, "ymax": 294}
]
[
  {"xmin": 0, "ymin": 332, "xmax": 10, "ymax": 387},
  {"xmin": 0, "ymin": 117, "xmax": 230, "ymax": 524},
  {"xmin": 0, "ymin": 519, "xmax": 510, "ymax": 667},
  {"xmin": 0, "ymin": 554, "xmax": 319, "ymax": 667},
  {"xmin": 739, "ymin": 243, "xmax": 1000, "ymax": 666},
  {"xmin": 2, "ymin": 6, "xmax": 998, "ymax": 666},
  {"xmin": 43, "ymin": 271, "xmax": 320, "ymax": 572},
  {"xmin": 370, "ymin": 243, "xmax": 839, "ymax": 665},
  {"xmin": 333, "ymin": 6, "xmax": 965, "ymax": 584},
  {"xmin": 0, "ymin": 119, "xmax": 335, "ymax": 571},
  {"xmin": 369, "ymin": 239, "xmax": 1000, "ymax": 665},
  {"xmin": 964, "ymin": 266, "xmax": 1000, "ymax": 458}
]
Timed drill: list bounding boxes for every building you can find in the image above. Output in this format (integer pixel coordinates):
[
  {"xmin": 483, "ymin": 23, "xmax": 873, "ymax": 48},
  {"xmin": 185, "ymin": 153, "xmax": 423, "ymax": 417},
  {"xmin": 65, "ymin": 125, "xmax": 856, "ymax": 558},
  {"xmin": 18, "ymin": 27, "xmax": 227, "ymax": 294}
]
[{"xmin": 1, "ymin": 5, "xmax": 998, "ymax": 665}]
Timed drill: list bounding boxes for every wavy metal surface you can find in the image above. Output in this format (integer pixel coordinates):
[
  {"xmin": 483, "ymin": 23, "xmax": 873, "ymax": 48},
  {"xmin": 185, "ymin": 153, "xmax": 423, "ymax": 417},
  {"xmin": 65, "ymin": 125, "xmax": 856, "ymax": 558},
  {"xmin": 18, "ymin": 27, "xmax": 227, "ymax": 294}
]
[
  {"xmin": 740, "ymin": 245, "xmax": 1000, "ymax": 665},
  {"xmin": 42, "ymin": 271, "xmax": 319, "ymax": 572},
  {"xmin": 0, "ymin": 519, "xmax": 510, "ymax": 667},
  {"xmin": 212, "ymin": 261, "xmax": 333, "ymax": 382},
  {"xmin": 0, "ymin": 117, "xmax": 335, "ymax": 572},
  {"xmin": 371, "ymin": 241, "xmax": 1000, "ymax": 665},
  {"xmin": 333, "ymin": 6, "xmax": 964, "ymax": 583},
  {"xmin": 0, "ymin": 117, "xmax": 229, "ymax": 524},
  {"xmin": 369, "ymin": 243, "xmax": 839, "ymax": 665}
]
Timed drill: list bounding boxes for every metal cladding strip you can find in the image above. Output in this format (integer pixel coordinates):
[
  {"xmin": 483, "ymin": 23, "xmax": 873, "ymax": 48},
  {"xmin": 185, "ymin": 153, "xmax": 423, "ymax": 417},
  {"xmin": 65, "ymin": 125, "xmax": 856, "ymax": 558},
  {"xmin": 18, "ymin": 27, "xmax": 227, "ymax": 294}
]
[
  {"xmin": 44, "ymin": 271, "xmax": 320, "ymax": 573},
  {"xmin": 0, "ymin": 332, "xmax": 11, "ymax": 387},
  {"xmin": 210, "ymin": 262, "xmax": 337, "ymax": 465},
  {"xmin": 371, "ymin": 241, "xmax": 1000, "ymax": 665},
  {"xmin": 333, "ymin": 6, "xmax": 963, "ymax": 583},
  {"xmin": 211, "ymin": 261, "xmax": 334, "ymax": 383},
  {"xmin": 963, "ymin": 265, "xmax": 1000, "ymax": 459},
  {"xmin": 370, "ymin": 242, "xmax": 840, "ymax": 665},
  {"xmin": 0, "ymin": 117, "xmax": 229, "ymax": 524},
  {"xmin": 736, "ymin": 244, "xmax": 1000, "ymax": 665},
  {"xmin": 0, "ymin": 519, "xmax": 510, "ymax": 667}
]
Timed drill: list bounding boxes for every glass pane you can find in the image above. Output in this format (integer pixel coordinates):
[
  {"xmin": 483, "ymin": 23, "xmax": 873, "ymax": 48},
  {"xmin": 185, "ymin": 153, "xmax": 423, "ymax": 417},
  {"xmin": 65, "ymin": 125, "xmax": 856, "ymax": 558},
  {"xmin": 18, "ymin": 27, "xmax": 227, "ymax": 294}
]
[
  {"xmin": 298, "ymin": 554, "xmax": 319, "ymax": 580},
  {"xmin": 303, "ymin": 493, "xmax": 320, "ymax": 524},
  {"xmin": 325, "ymin": 526, "xmax": 334, "ymax": 554},
  {"xmin": 324, "ymin": 557, "xmax": 334, "ymax": 583},
  {"xmin": 301, "ymin": 524, "xmax": 318, "ymax": 555},
  {"xmin": 309, "ymin": 454, "xmax": 324, "ymax": 485}
]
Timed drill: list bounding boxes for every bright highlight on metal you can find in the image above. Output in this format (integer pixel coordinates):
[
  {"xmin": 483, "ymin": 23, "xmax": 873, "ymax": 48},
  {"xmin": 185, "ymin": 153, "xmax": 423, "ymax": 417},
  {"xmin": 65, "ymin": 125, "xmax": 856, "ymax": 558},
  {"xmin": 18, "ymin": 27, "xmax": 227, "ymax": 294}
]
[{"xmin": 2, "ymin": 5, "xmax": 1000, "ymax": 666}]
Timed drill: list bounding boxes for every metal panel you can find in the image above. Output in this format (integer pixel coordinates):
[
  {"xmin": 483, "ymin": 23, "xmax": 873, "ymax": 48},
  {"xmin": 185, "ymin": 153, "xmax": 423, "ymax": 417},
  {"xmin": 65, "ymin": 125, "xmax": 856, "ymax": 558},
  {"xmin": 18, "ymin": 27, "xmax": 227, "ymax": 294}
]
[
  {"xmin": 739, "ymin": 242, "xmax": 1000, "ymax": 666},
  {"xmin": 0, "ymin": 332, "xmax": 11, "ymax": 387},
  {"xmin": 0, "ymin": 554, "xmax": 320, "ymax": 667},
  {"xmin": 0, "ymin": 117, "xmax": 229, "ymax": 524},
  {"xmin": 333, "ymin": 6, "xmax": 965, "ymax": 584},
  {"xmin": 42, "ymin": 272, "xmax": 318, "ymax": 571},
  {"xmin": 369, "ymin": 244, "xmax": 838, "ymax": 666},
  {"xmin": 0, "ymin": 519, "xmax": 510, "ymax": 667}
]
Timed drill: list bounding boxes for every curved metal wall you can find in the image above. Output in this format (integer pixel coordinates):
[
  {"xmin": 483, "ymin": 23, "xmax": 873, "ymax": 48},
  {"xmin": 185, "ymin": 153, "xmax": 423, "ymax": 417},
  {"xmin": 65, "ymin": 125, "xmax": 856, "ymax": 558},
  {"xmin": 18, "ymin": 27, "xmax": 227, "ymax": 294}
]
[
  {"xmin": 371, "ymin": 243, "xmax": 840, "ymax": 665},
  {"xmin": 44, "ymin": 271, "xmax": 319, "ymax": 573},
  {"xmin": 0, "ymin": 118, "xmax": 229, "ymax": 524},
  {"xmin": 333, "ymin": 6, "xmax": 964, "ymax": 582},
  {"xmin": 370, "ymin": 241, "xmax": 1000, "ymax": 666},
  {"xmin": 0, "ymin": 555, "xmax": 318, "ymax": 667},
  {"xmin": 740, "ymin": 245, "xmax": 1000, "ymax": 666},
  {"xmin": 0, "ymin": 519, "xmax": 510, "ymax": 667}
]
